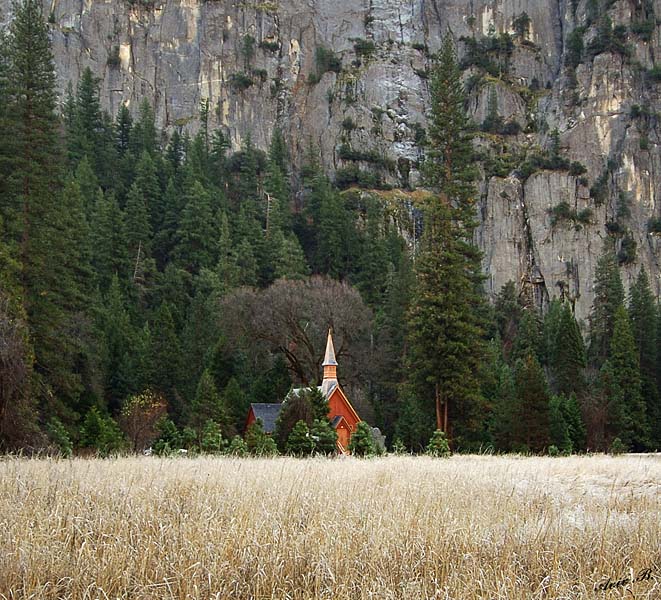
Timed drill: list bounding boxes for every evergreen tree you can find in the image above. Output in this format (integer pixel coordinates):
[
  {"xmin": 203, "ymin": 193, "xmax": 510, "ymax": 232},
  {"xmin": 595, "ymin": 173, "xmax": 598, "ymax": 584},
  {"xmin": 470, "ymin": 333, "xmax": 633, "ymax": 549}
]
[
  {"xmin": 406, "ymin": 35, "xmax": 486, "ymax": 445},
  {"xmin": 551, "ymin": 303, "xmax": 587, "ymax": 398},
  {"xmin": 190, "ymin": 369, "xmax": 231, "ymax": 436},
  {"xmin": 129, "ymin": 98, "xmax": 158, "ymax": 158},
  {"xmin": 124, "ymin": 182, "xmax": 152, "ymax": 265},
  {"xmin": 91, "ymin": 190, "xmax": 129, "ymax": 289},
  {"xmin": 310, "ymin": 418, "xmax": 337, "ymax": 454},
  {"xmin": 494, "ymin": 281, "xmax": 522, "ymax": 359},
  {"xmin": 629, "ymin": 269, "xmax": 660, "ymax": 446},
  {"xmin": 286, "ymin": 420, "xmax": 314, "ymax": 456},
  {"xmin": 511, "ymin": 355, "xmax": 552, "ymax": 453},
  {"xmin": 349, "ymin": 421, "xmax": 376, "ymax": 456},
  {"xmin": 608, "ymin": 305, "xmax": 649, "ymax": 449},
  {"xmin": 510, "ymin": 308, "xmax": 543, "ymax": 363},
  {"xmin": 589, "ymin": 242, "xmax": 625, "ymax": 365},
  {"xmin": 133, "ymin": 151, "xmax": 161, "ymax": 231},
  {"xmin": 4, "ymin": 0, "xmax": 93, "ymax": 413},
  {"xmin": 148, "ymin": 303, "xmax": 183, "ymax": 421},
  {"xmin": 174, "ymin": 180, "xmax": 218, "ymax": 274}
]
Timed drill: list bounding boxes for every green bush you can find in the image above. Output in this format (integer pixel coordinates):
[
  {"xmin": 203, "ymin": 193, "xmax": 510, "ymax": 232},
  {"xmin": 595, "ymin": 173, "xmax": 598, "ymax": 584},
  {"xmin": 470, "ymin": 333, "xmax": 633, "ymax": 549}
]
[
  {"xmin": 245, "ymin": 421, "xmax": 278, "ymax": 456},
  {"xmin": 349, "ymin": 422, "xmax": 376, "ymax": 456},
  {"xmin": 227, "ymin": 435, "xmax": 248, "ymax": 456},
  {"xmin": 152, "ymin": 418, "xmax": 182, "ymax": 456},
  {"xmin": 286, "ymin": 420, "xmax": 314, "ymax": 456},
  {"xmin": 609, "ymin": 436, "xmax": 627, "ymax": 455},
  {"xmin": 426, "ymin": 429, "xmax": 451, "ymax": 457},
  {"xmin": 46, "ymin": 417, "xmax": 72, "ymax": 457},
  {"xmin": 80, "ymin": 407, "xmax": 125, "ymax": 456},
  {"xmin": 353, "ymin": 39, "xmax": 376, "ymax": 58},
  {"xmin": 310, "ymin": 418, "xmax": 337, "ymax": 454},
  {"xmin": 229, "ymin": 72, "xmax": 253, "ymax": 91},
  {"xmin": 200, "ymin": 420, "xmax": 225, "ymax": 454},
  {"xmin": 259, "ymin": 39, "xmax": 280, "ymax": 52}
]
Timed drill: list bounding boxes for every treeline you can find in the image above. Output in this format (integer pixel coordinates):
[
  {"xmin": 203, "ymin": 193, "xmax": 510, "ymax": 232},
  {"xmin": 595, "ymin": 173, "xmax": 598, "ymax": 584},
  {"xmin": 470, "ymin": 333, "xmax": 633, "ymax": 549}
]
[{"xmin": 0, "ymin": 1, "xmax": 659, "ymax": 456}]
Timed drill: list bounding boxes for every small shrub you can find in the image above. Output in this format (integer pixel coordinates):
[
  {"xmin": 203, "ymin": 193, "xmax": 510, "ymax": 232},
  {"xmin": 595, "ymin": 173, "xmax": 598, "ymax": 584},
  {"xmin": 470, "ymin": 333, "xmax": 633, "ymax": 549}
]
[
  {"xmin": 315, "ymin": 46, "xmax": 342, "ymax": 74},
  {"xmin": 631, "ymin": 19, "xmax": 655, "ymax": 41},
  {"xmin": 349, "ymin": 422, "xmax": 376, "ymax": 456},
  {"xmin": 152, "ymin": 418, "xmax": 182, "ymax": 456},
  {"xmin": 229, "ymin": 72, "xmax": 253, "ymax": 91},
  {"xmin": 391, "ymin": 437, "xmax": 406, "ymax": 454},
  {"xmin": 252, "ymin": 68, "xmax": 268, "ymax": 83},
  {"xmin": 426, "ymin": 430, "xmax": 451, "ymax": 458},
  {"xmin": 259, "ymin": 39, "xmax": 280, "ymax": 52},
  {"xmin": 245, "ymin": 421, "xmax": 278, "ymax": 456},
  {"xmin": 590, "ymin": 171, "xmax": 609, "ymax": 205},
  {"xmin": 341, "ymin": 116, "xmax": 357, "ymax": 131},
  {"xmin": 411, "ymin": 42, "xmax": 428, "ymax": 52},
  {"xmin": 227, "ymin": 435, "xmax": 248, "ymax": 456},
  {"xmin": 46, "ymin": 417, "xmax": 72, "ymax": 458},
  {"xmin": 200, "ymin": 420, "xmax": 225, "ymax": 454},
  {"xmin": 286, "ymin": 420, "xmax": 314, "ymax": 456},
  {"xmin": 647, "ymin": 217, "xmax": 661, "ymax": 233},
  {"xmin": 609, "ymin": 436, "xmax": 627, "ymax": 455},
  {"xmin": 353, "ymin": 39, "xmax": 376, "ymax": 58},
  {"xmin": 501, "ymin": 120, "xmax": 522, "ymax": 135},
  {"xmin": 310, "ymin": 419, "xmax": 337, "ymax": 455},
  {"xmin": 569, "ymin": 161, "xmax": 587, "ymax": 176},
  {"xmin": 548, "ymin": 444, "xmax": 560, "ymax": 457}
]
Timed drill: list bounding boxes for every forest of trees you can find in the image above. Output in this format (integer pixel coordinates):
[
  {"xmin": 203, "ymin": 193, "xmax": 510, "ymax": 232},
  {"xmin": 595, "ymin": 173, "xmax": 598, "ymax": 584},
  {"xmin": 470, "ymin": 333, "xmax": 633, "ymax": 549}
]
[{"xmin": 1, "ymin": 0, "xmax": 660, "ymax": 456}]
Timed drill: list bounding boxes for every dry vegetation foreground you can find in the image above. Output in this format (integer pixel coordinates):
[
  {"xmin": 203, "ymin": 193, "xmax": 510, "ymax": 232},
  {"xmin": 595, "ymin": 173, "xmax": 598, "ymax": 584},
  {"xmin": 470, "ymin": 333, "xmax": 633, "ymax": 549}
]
[{"xmin": 0, "ymin": 455, "xmax": 659, "ymax": 599}]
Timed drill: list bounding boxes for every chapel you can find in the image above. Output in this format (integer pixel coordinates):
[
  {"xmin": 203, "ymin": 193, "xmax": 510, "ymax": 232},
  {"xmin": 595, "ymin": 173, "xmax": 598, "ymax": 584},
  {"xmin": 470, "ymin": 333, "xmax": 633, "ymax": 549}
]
[{"xmin": 245, "ymin": 330, "xmax": 361, "ymax": 453}]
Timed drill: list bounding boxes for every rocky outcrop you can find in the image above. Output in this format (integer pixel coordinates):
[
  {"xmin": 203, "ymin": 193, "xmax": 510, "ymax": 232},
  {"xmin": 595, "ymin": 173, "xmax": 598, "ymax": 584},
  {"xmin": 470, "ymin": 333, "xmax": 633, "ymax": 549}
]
[{"xmin": 2, "ymin": 0, "xmax": 660, "ymax": 321}]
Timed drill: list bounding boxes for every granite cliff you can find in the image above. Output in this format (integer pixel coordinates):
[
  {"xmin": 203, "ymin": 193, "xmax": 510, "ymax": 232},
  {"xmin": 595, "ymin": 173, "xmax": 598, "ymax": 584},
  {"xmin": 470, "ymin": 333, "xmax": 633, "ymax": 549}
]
[{"xmin": 2, "ymin": 0, "xmax": 660, "ymax": 320}]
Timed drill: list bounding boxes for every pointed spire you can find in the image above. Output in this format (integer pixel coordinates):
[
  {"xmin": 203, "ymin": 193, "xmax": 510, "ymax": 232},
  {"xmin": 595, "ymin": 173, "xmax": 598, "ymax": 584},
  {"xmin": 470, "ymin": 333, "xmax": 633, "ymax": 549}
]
[
  {"xmin": 322, "ymin": 329, "xmax": 337, "ymax": 366},
  {"xmin": 322, "ymin": 329, "xmax": 338, "ymax": 386}
]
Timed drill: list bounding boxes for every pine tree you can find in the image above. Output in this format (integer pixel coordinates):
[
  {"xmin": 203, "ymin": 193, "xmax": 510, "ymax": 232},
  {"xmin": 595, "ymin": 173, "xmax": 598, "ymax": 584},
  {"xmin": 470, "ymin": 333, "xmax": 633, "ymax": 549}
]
[
  {"xmin": 148, "ymin": 303, "xmax": 183, "ymax": 421},
  {"xmin": 4, "ymin": 0, "xmax": 92, "ymax": 412},
  {"xmin": 91, "ymin": 190, "xmax": 129, "ymax": 289},
  {"xmin": 124, "ymin": 182, "xmax": 152, "ymax": 264},
  {"xmin": 133, "ymin": 151, "xmax": 161, "ymax": 231},
  {"xmin": 406, "ymin": 35, "xmax": 486, "ymax": 445},
  {"xmin": 510, "ymin": 308, "xmax": 543, "ymax": 363},
  {"xmin": 628, "ymin": 269, "xmax": 660, "ymax": 446},
  {"xmin": 310, "ymin": 418, "xmax": 337, "ymax": 454},
  {"xmin": 191, "ymin": 369, "xmax": 231, "ymax": 435},
  {"xmin": 129, "ymin": 99, "xmax": 158, "ymax": 157},
  {"xmin": 67, "ymin": 68, "xmax": 103, "ymax": 170},
  {"xmin": 174, "ymin": 180, "xmax": 218, "ymax": 274},
  {"xmin": 608, "ymin": 305, "xmax": 649, "ymax": 449},
  {"xmin": 589, "ymin": 242, "xmax": 625, "ymax": 365},
  {"xmin": 494, "ymin": 281, "xmax": 523, "ymax": 359},
  {"xmin": 286, "ymin": 420, "xmax": 314, "ymax": 456},
  {"xmin": 551, "ymin": 303, "xmax": 587, "ymax": 398},
  {"xmin": 511, "ymin": 355, "xmax": 552, "ymax": 453},
  {"xmin": 101, "ymin": 275, "xmax": 135, "ymax": 408}
]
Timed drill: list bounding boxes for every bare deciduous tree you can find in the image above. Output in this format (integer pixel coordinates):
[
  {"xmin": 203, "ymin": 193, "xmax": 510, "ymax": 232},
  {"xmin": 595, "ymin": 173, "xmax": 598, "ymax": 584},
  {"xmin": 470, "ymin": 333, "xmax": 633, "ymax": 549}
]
[{"xmin": 219, "ymin": 276, "xmax": 373, "ymax": 386}]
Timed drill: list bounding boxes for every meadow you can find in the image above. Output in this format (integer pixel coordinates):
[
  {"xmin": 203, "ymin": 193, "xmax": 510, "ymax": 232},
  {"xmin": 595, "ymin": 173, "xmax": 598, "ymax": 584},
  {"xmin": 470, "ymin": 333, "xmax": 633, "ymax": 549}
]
[{"xmin": 0, "ymin": 454, "xmax": 659, "ymax": 599}]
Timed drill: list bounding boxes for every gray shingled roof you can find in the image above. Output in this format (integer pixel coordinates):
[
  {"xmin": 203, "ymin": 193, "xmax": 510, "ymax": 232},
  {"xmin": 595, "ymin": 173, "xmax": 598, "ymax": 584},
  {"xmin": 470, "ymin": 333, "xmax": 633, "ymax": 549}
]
[{"xmin": 250, "ymin": 403, "xmax": 282, "ymax": 433}]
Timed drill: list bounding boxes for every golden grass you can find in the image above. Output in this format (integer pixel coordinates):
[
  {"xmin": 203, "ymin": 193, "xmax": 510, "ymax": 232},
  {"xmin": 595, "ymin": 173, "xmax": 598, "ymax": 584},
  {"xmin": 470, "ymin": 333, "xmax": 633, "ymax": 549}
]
[{"xmin": 0, "ymin": 454, "xmax": 659, "ymax": 599}]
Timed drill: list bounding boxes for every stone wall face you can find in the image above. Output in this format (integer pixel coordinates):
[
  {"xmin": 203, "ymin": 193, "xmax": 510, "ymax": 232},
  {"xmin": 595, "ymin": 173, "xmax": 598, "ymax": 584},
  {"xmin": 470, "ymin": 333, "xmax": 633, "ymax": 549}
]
[{"xmin": 4, "ymin": 0, "xmax": 661, "ymax": 321}]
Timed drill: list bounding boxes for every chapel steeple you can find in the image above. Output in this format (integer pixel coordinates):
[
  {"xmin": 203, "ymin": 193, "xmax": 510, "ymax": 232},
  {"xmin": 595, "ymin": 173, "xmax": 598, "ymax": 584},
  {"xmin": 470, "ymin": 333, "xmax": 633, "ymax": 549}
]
[{"xmin": 322, "ymin": 329, "xmax": 338, "ymax": 382}]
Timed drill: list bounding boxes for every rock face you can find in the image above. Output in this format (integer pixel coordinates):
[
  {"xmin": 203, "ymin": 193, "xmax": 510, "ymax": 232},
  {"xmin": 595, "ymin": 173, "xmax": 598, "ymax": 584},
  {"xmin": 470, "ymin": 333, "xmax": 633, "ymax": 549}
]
[{"xmin": 2, "ymin": 0, "xmax": 661, "ymax": 321}]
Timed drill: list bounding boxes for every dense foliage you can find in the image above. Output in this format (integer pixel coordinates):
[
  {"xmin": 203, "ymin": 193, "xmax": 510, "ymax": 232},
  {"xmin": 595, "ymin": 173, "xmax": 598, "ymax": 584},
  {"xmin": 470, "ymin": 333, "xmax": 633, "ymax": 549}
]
[{"xmin": 1, "ymin": 3, "xmax": 660, "ymax": 455}]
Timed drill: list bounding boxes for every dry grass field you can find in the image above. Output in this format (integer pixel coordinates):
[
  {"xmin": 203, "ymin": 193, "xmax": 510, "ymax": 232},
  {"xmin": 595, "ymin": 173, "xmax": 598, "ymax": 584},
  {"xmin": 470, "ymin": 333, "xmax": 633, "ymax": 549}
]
[{"xmin": 0, "ymin": 455, "xmax": 659, "ymax": 600}]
